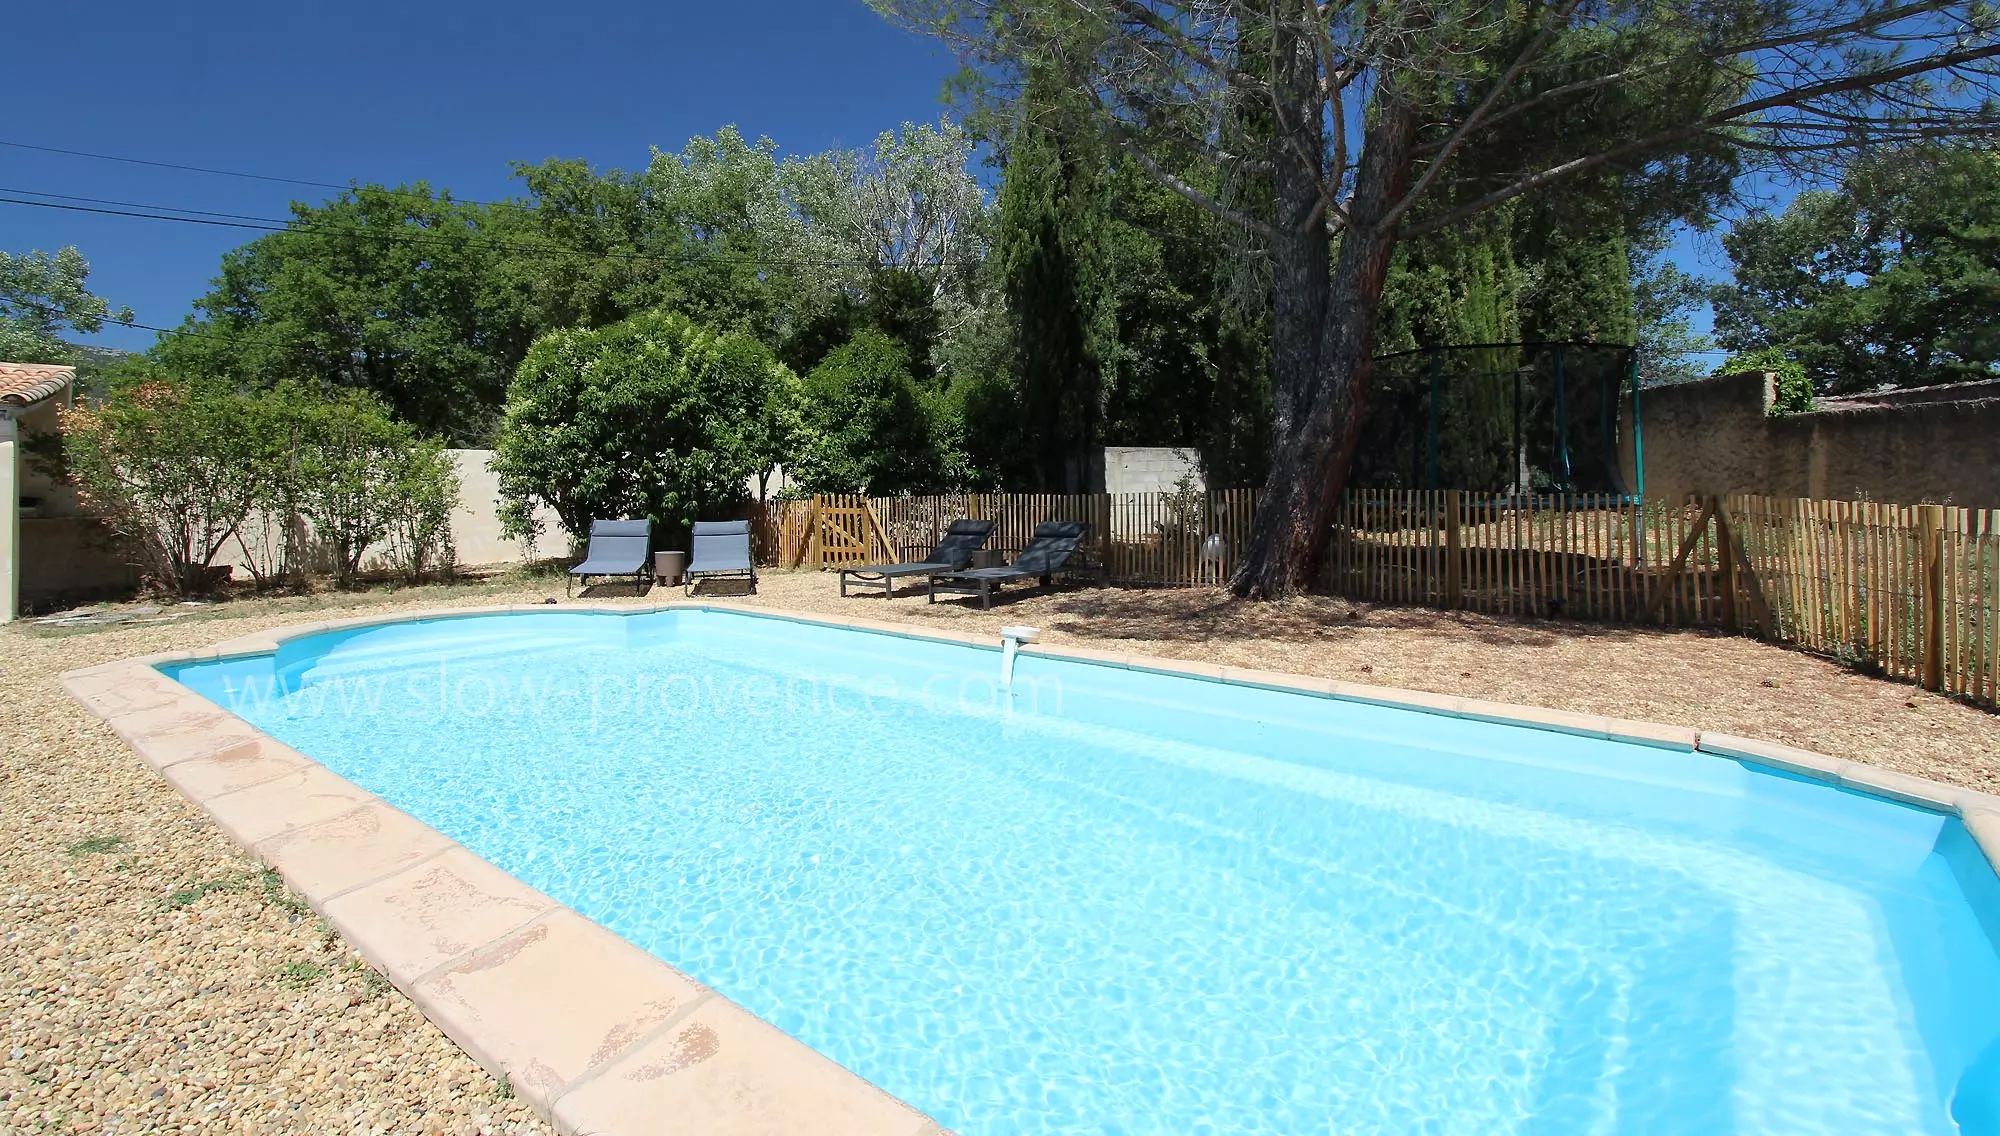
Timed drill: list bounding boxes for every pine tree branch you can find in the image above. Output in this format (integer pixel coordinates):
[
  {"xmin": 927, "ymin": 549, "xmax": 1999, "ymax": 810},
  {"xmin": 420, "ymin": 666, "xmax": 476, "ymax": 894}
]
[
  {"xmin": 1376, "ymin": 0, "xmax": 1583, "ymax": 233},
  {"xmin": 1403, "ymin": 40, "xmax": 2000, "ymax": 239},
  {"xmin": 1411, "ymin": 0, "xmax": 1983, "ymax": 157},
  {"xmin": 1121, "ymin": 140, "xmax": 1276, "ymax": 238}
]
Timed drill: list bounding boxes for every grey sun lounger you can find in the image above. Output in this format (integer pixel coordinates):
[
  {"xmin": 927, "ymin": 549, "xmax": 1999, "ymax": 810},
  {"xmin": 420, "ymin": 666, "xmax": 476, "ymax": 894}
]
[
  {"xmin": 567, "ymin": 519, "xmax": 653, "ymax": 596},
  {"xmin": 839, "ymin": 518, "xmax": 998, "ymax": 598},
  {"xmin": 686, "ymin": 519, "xmax": 757, "ymax": 595},
  {"xmin": 927, "ymin": 521, "xmax": 1094, "ymax": 609}
]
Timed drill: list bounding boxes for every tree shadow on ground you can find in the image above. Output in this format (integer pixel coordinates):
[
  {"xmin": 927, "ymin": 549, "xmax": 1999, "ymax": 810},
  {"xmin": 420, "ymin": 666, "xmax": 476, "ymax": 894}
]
[
  {"xmin": 576, "ymin": 580, "xmax": 655, "ymax": 599},
  {"xmin": 686, "ymin": 578, "xmax": 757, "ymax": 599},
  {"xmin": 1041, "ymin": 586, "xmax": 1702, "ymax": 650}
]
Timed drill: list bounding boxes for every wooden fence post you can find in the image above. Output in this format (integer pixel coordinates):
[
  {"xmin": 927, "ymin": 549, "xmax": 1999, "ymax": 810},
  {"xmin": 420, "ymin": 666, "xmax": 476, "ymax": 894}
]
[
  {"xmin": 1921, "ymin": 502, "xmax": 1946, "ymax": 691},
  {"xmin": 1716, "ymin": 497, "xmax": 1739, "ymax": 633},
  {"xmin": 1444, "ymin": 491, "xmax": 1463, "ymax": 609},
  {"xmin": 804, "ymin": 496, "xmax": 824, "ymax": 571},
  {"xmin": 1641, "ymin": 496, "xmax": 1718, "ymax": 624},
  {"xmin": 1714, "ymin": 496, "xmax": 1773, "ymax": 638}
]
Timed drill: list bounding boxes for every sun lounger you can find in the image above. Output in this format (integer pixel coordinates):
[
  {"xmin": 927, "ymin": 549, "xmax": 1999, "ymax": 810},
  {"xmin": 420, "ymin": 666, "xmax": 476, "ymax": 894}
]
[
  {"xmin": 567, "ymin": 519, "xmax": 653, "ymax": 596},
  {"xmin": 839, "ymin": 518, "xmax": 998, "ymax": 598},
  {"xmin": 686, "ymin": 520, "xmax": 757, "ymax": 595},
  {"xmin": 927, "ymin": 521, "xmax": 1093, "ymax": 609}
]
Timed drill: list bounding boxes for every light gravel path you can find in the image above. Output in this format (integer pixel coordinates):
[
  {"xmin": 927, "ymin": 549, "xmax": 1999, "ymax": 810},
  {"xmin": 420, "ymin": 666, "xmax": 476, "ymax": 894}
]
[{"xmin": 3, "ymin": 570, "xmax": 1994, "ymax": 1132}]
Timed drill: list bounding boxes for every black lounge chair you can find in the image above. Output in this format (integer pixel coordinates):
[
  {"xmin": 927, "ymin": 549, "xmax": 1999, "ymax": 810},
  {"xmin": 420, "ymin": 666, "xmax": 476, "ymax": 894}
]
[
  {"xmin": 686, "ymin": 520, "xmax": 757, "ymax": 595},
  {"xmin": 567, "ymin": 519, "xmax": 653, "ymax": 596},
  {"xmin": 927, "ymin": 521, "xmax": 1093, "ymax": 609},
  {"xmin": 839, "ymin": 518, "xmax": 998, "ymax": 598}
]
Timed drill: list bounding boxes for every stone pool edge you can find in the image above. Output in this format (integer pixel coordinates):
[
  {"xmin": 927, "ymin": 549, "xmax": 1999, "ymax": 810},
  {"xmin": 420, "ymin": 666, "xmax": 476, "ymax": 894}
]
[
  {"xmin": 56, "ymin": 598, "xmax": 2000, "ymax": 1135},
  {"xmin": 57, "ymin": 600, "xmax": 943, "ymax": 1136}
]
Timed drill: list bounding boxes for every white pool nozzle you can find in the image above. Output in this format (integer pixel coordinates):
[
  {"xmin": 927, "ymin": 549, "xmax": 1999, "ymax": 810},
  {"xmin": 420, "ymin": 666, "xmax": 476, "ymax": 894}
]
[{"xmin": 999, "ymin": 625, "xmax": 1039, "ymax": 688}]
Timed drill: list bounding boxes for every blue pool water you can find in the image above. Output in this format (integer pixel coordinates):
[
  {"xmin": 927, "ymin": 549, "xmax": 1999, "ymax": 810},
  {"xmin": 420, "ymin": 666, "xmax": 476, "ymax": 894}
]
[{"xmin": 167, "ymin": 609, "xmax": 2000, "ymax": 1135}]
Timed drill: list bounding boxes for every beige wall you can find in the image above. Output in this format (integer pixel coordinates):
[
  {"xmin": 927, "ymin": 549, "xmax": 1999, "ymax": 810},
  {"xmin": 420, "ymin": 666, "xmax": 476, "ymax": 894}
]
[
  {"xmin": 443, "ymin": 449, "xmax": 557, "ymax": 566},
  {"xmin": 223, "ymin": 449, "xmax": 560, "ymax": 577},
  {"xmin": 1621, "ymin": 372, "xmax": 2000, "ymax": 508}
]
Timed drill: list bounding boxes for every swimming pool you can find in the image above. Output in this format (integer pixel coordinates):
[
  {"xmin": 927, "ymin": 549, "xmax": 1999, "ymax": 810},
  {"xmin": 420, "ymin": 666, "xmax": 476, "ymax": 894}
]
[{"xmin": 164, "ymin": 608, "xmax": 2000, "ymax": 1135}]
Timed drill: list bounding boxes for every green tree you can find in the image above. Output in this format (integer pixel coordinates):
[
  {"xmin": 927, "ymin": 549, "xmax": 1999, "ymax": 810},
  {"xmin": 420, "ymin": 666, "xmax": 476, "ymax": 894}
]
[
  {"xmin": 792, "ymin": 331, "xmax": 952, "ymax": 495},
  {"xmin": 748, "ymin": 363, "xmax": 811, "ymax": 501},
  {"xmin": 992, "ymin": 78, "xmax": 1111, "ymax": 492},
  {"xmin": 1631, "ymin": 239, "xmax": 1714, "ymax": 388},
  {"xmin": 156, "ymin": 185, "xmax": 527, "ymax": 442},
  {"xmin": 879, "ymin": 0, "xmax": 2000, "ymax": 596},
  {"xmin": 1378, "ymin": 216, "xmax": 1522, "ymax": 354},
  {"xmin": 1094, "ymin": 159, "xmax": 1273, "ymax": 488},
  {"xmin": 1718, "ymin": 344, "xmax": 1815, "ymax": 415},
  {"xmin": 54, "ymin": 375, "xmax": 277, "ymax": 595},
  {"xmin": 289, "ymin": 390, "xmax": 433, "ymax": 587},
  {"xmin": 1713, "ymin": 145, "xmax": 2000, "ymax": 393},
  {"xmin": 0, "ymin": 247, "xmax": 132, "ymax": 365},
  {"xmin": 488, "ymin": 160, "xmax": 663, "ymax": 336},
  {"xmin": 492, "ymin": 310, "xmax": 785, "ymax": 547},
  {"xmin": 804, "ymin": 124, "xmax": 988, "ymax": 349}
]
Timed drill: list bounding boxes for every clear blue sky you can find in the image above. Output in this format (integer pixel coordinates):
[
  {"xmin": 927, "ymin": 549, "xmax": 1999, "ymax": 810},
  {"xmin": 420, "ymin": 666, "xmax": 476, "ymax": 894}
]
[{"xmin": 5, "ymin": 1, "xmax": 962, "ymax": 353}]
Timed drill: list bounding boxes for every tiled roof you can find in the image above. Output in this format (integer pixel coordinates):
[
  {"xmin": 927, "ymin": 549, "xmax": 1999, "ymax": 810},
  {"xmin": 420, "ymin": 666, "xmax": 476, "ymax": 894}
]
[{"xmin": 0, "ymin": 362, "xmax": 76, "ymax": 407}]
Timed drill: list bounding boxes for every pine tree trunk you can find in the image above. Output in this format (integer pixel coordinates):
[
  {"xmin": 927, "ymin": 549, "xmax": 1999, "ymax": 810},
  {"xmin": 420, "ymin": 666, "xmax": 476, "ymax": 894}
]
[{"xmin": 1231, "ymin": 92, "xmax": 1417, "ymax": 599}]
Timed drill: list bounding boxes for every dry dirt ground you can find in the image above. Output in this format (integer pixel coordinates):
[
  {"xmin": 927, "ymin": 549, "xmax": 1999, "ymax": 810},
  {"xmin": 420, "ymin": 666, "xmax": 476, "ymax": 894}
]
[{"xmin": 3, "ymin": 568, "xmax": 1995, "ymax": 1132}]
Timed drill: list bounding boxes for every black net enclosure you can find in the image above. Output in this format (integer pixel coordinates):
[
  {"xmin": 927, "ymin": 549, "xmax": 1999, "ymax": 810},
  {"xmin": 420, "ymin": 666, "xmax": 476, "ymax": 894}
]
[{"xmin": 1350, "ymin": 342, "xmax": 1640, "ymax": 496}]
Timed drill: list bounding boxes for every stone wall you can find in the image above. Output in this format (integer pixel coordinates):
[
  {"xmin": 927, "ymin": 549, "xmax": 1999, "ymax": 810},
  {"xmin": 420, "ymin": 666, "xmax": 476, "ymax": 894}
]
[
  {"xmin": 1100, "ymin": 447, "xmax": 1204, "ymax": 496},
  {"xmin": 1620, "ymin": 372, "xmax": 2000, "ymax": 508}
]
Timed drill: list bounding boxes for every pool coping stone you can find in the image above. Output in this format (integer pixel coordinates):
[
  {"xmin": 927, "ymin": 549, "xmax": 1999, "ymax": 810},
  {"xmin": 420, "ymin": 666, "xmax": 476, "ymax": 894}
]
[{"xmin": 57, "ymin": 597, "xmax": 2000, "ymax": 1134}]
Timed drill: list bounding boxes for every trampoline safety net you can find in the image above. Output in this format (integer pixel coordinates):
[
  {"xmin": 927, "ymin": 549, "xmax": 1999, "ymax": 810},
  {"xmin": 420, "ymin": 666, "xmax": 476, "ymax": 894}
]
[{"xmin": 1351, "ymin": 342, "xmax": 1639, "ymax": 496}]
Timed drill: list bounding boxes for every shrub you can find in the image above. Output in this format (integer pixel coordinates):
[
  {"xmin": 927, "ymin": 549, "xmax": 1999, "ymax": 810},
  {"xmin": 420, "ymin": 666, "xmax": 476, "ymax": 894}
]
[
  {"xmin": 56, "ymin": 376, "xmax": 458, "ymax": 594},
  {"xmin": 1720, "ymin": 346, "xmax": 1814, "ymax": 416},
  {"xmin": 379, "ymin": 440, "xmax": 460, "ymax": 583},
  {"xmin": 492, "ymin": 310, "xmax": 789, "ymax": 548},
  {"xmin": 792, "ymin": 331, "xmax": 951, "ymax": 495},
  {"xmin": 57, "ymin": 377, "xmax": 279, "ymax": 594},
  {"xmin": 290, "ymin": 390, "xmax": 440, "ymax": 587}
]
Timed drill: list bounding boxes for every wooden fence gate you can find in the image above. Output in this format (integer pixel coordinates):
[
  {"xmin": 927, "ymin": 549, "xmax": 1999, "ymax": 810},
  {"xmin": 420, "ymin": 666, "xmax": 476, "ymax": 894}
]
[{"xmin": 806, "ymin": 495, "xmax": 890, "ymax": 570}]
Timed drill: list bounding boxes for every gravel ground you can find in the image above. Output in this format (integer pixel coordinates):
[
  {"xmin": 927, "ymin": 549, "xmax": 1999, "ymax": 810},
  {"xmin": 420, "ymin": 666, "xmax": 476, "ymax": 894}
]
[
  {"xmin": 2, "ymin": 586, "xmax": 567, "ymax": 1136},
  {"xmin": 3, "ymin": 569, "xmax": 1994, "ymax": 1132}
]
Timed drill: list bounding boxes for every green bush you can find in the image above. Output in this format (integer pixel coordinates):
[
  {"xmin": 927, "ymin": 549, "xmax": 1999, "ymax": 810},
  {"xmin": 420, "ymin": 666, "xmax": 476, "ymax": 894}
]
[
  {"xmin": 290, "ymin": 390, "xmax": 437, "ymax": 587},
  {"xmin": 57, "ymin": 376, "xmax": 280, "ymax": 594},
  {"xmin": 381, "ymin": 440, "xmax": 460, "ymax": 583},
  {"xmin": 792, "ymin": 331, "xmax": 952, "ymax": 495},
  {"xmin": 1720, "ymin": 346, "xmax": 1815, "ymax": 416},
  {"xmin": 492, "ymin": 310, "xmax": 790, "ymax": 548},
  {"xmin": 56, "ymin": 375, "xmax": 457, "ymax": 594}
]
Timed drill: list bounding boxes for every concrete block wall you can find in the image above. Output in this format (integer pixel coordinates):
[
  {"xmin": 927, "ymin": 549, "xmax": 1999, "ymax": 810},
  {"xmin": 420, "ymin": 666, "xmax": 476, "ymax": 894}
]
[{"xmin": 1101, "ymin": 447, "xmax": 1205, "ymax": 496}]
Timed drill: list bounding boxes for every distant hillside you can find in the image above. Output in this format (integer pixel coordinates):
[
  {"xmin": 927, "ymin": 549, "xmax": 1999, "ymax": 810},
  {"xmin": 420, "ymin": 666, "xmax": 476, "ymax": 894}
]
[
  {"xmin": 69, "ymin": 343, "xmax": 135, "ymax": 401},
  {"xmin": 72, "ymin": 343, "xmax": 133, "ymax": 370}
]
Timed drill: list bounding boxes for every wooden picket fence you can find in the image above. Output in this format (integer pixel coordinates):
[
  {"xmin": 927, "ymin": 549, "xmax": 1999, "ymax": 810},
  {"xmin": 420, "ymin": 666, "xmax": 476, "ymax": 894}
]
[
  {"xmin": 757, "ymin": 489, "xmax": 1999, "ymax": 706},
  {"xmin": 761, "ymin": 490, "xmax": 1261, "ymax": 587},
  {"xmin": 1329, "ymin": 489, "xmax": 1999, "ymax": 704}
]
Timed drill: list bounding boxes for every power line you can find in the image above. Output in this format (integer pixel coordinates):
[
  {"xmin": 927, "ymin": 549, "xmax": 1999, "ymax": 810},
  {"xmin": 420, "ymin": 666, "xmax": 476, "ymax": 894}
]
[
  {"xmin": 2, "ymin": 139, "xmax": 360, "ymax": 193},
  {"xmin": 0, "ymin": 138, "xmax": 522, "ymax": 211},
  {"xmin": 0, "ymin": 188, "xmax": 982, "ymax": 271},
  {"xmin": 0, "ymin": 186, "xmax": 298, "ymax": 225},
  {"xmin": 0, "ymin": 194, "xmax": 289, "ymax": 233}
]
